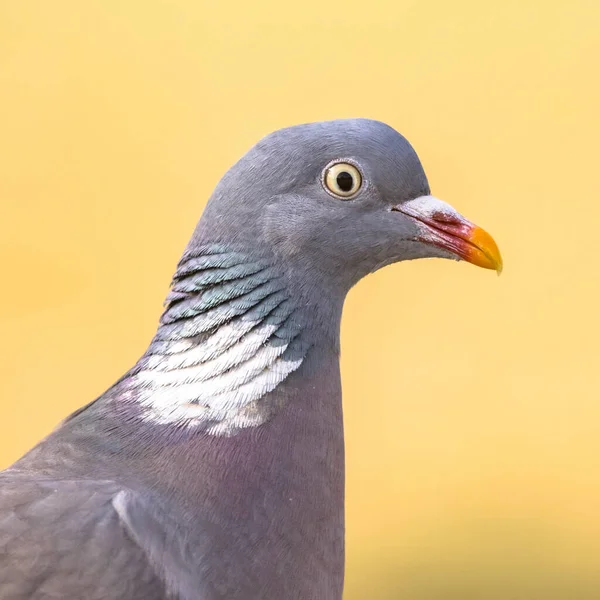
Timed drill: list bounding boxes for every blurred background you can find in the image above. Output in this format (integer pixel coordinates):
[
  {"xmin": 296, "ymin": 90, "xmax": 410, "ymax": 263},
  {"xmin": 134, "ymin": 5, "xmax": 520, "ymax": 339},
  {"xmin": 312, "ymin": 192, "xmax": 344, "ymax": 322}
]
[{"xmin": 1, "ymin": 1, "xmax": 599, "ymax": 598}]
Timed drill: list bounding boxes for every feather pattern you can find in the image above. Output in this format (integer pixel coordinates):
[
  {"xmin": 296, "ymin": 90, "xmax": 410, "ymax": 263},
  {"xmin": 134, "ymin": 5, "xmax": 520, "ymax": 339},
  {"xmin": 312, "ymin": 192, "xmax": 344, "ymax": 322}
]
[{"xmin": 117, "ymin": 245, "xmax": 311, "ymax": 435}]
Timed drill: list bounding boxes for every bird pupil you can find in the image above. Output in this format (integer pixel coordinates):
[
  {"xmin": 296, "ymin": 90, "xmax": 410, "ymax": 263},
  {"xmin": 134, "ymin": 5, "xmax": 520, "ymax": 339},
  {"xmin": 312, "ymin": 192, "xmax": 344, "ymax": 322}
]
[{"xmin": 336, "ymin": 172, "xmax": 354, "ymax": 192}]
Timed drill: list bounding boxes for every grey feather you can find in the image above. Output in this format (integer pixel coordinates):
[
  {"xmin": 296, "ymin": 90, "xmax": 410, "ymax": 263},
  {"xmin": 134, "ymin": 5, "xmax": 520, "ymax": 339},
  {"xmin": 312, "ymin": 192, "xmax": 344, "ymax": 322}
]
[
  {"xmin": 0, "ymin": 476, "xmax": 166, "ymax": 599},
  {"xmin": 1, "ymin": 118, "xmax": 497, "ymax": 599}
]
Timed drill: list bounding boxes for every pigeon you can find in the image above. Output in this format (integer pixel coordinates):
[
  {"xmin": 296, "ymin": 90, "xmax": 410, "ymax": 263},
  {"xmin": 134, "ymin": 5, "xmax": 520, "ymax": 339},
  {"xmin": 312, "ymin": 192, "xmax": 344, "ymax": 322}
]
[{"xmin": 0, "ymin": 119, "xmax": 501, "ymax": 600}]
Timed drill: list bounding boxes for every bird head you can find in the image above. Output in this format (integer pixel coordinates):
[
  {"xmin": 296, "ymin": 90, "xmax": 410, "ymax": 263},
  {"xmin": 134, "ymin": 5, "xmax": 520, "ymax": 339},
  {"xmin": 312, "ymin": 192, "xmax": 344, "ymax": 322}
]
[{"xmin": 194, "ymin": 119, "xmax": 502, "ymax": 292}]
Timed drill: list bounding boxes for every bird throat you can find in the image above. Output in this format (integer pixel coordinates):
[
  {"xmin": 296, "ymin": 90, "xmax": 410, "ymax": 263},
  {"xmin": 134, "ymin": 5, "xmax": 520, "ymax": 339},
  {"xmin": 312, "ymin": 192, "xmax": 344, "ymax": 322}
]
[{"xmin": 115, "ymin": 245, "xmax": 313, "ymax": 436}]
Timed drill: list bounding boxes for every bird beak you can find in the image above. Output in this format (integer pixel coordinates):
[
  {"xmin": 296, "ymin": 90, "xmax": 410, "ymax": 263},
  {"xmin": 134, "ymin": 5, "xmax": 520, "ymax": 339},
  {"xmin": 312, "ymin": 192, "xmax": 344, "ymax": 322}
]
[{"xmin": 392, "ymin": 195, "xmax": 503, "ymax": 273}]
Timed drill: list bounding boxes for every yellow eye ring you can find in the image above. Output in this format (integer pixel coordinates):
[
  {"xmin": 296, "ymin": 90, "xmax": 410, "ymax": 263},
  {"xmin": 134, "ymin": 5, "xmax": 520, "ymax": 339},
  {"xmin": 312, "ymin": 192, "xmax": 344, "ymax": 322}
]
[{"xmin": 322, "ymin": 161, "xmax": 363, "ymax": 199}]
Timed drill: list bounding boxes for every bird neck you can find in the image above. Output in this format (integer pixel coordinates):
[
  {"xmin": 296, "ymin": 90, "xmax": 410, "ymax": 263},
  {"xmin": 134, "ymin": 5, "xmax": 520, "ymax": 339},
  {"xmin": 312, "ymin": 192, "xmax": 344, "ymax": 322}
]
[{"xmin": 113, "ymin": 243, "xmax": 344, "ymax": 437}]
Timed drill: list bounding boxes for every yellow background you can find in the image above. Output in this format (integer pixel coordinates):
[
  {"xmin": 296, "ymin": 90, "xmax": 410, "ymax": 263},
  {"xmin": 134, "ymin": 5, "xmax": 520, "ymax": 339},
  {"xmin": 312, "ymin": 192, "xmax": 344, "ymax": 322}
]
[{"xmin": 1, "ymin": 1, "xmax": 599, "ymax": 598}]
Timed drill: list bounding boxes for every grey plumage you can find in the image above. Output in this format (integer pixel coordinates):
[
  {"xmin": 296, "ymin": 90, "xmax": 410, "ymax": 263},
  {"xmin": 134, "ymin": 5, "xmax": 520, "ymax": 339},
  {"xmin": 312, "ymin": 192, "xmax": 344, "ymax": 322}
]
[
  {"xmin": 0, "ymin": 119, "xmax": 501, "ymax": 599},
  {"xmin": 0, "ymin": 476, "xmax": 164, "ymax": 599}
]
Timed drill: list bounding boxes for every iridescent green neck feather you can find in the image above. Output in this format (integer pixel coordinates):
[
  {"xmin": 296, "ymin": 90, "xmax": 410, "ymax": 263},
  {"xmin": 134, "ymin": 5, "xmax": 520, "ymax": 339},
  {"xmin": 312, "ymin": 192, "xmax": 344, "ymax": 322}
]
[{"xmin": 114, "ymin": 245, "xmax": 312, "ymax": 436}]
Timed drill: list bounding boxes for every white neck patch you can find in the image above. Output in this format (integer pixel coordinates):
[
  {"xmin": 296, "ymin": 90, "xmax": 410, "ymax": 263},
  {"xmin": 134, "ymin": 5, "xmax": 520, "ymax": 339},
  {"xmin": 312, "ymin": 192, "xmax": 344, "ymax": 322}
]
[{"xmin": 114, "ymin": 247, "xmax": 311, "ymax": 436}]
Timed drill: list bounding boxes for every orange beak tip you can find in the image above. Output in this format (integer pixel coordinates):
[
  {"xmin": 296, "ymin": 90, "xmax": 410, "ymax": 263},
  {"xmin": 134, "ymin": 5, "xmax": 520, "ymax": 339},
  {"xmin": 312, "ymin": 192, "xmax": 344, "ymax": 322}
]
[{"xmin": 467, "ymin": 225, "xmax": 503, "ymax": 275}]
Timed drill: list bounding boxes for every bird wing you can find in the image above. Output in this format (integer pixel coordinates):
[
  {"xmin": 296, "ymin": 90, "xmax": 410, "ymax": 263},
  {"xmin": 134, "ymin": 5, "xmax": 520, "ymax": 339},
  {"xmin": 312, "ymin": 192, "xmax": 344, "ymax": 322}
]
[
  {"xmin": 0, "ymin": 474, "xmax": 176, "ymax": 600},
  {"xmin": 112, "ymin": 489, "xmax": 215, "ymax": 600}
]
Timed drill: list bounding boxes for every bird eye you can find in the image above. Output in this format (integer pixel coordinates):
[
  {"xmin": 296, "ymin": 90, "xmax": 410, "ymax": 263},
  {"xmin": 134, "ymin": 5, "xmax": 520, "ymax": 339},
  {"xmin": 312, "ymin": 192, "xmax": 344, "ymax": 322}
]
[{"xmin": 322, "ymin": 162, "xmax": 362, "ymax": 199}]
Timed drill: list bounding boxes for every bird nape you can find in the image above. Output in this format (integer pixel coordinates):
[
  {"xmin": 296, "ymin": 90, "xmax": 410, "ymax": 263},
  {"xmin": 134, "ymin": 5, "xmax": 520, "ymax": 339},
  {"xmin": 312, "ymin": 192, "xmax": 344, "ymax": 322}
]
[{"xmin": 0, "ymin": 118, "xmax": 501, "ymax": 600}]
